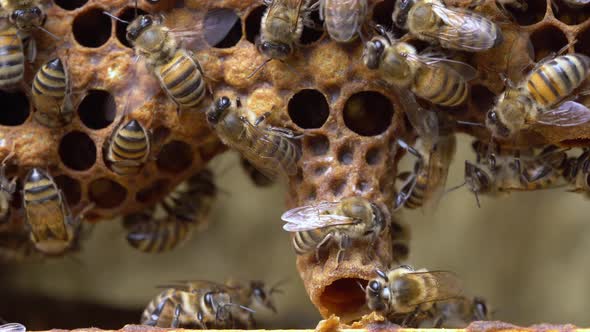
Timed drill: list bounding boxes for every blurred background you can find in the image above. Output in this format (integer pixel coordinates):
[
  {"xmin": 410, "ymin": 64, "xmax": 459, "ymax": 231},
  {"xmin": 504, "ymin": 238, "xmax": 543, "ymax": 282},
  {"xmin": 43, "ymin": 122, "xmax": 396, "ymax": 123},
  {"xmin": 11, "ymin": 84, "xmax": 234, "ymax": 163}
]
[{"xmin": 2, "ymin": 135, "xmax": 590, "ymax": 329}]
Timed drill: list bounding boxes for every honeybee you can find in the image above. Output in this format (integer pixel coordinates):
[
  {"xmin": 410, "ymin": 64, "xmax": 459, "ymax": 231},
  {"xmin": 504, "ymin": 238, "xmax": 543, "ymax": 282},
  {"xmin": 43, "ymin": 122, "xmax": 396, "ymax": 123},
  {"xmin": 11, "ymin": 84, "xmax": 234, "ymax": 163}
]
[
  {"xmin": 363, "ymin": 26, "xmax": 476, "ymax": 106},
  {"xmin": 365, "ymin": 266, "xmax": 464, "ymax": 323},
  {"xmin": 105, "ymin": 116, "xmax": 151, "ymax": 176},
  {"xmin": 22, "ymin": 168, "xmax": 80, "ymax": 255},
  {"xmin": 123, "ymin": 169, "xmax": 217, "ymax": 253},
  {"xmin": 1, "ymin": 0, "xmax": 47, "ymax": 62},
  {"xmin": 31, "ymin": 57, "xmax": 74, "ymax": 128},
  {"xmin": 425, "ymin": 297, "xmax": 490, "ymax": 328},
  {"xmin": 562, "ymin": 149, "xmax": 590, "ymax": 192},
  {"xmin": 319, "ymin": 0, "xmax": 367, "ymax": 43},
  {"xmin": 392, "ymin": 0, "xmax": 503, "ymax": 52},
  {"xmin": 0, "ymin": 150, "xmax": 16, "ymax": 224},
  {"xmin": 0, "ymin": 26, "xmax": 24, "ymax": 89},
  {"xmin": 281, "ymin": 196, "xmax": 386, "ymax": 263},
  {"xmin": 240, "ymin": 157, "xmax": 274, "ymax": 187},
  {"xmin": 486, "ymin": 53, "xmax": 590, "ymax": 139},
  {"xmin": 394, "ymin": 92, "xmax": 456, "ymax": 210},
  {"xmin": 141, "ymin": 280, "xmax": 269, "ymax": 329},
  {"xmin": 207, "ymin": 96, "xmax": 301, "ymax": 179},
  {"xmin": 0, "ymin": 323, "xmax": 25, "ymax": 332}
]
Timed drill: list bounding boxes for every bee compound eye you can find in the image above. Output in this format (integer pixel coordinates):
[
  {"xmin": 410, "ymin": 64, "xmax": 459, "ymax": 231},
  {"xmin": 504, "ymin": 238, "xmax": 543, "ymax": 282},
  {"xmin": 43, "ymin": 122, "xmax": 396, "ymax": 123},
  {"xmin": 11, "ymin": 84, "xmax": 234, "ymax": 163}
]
[
  {"xmin": 369, "ymin": 280, "xmax": 381, "ymax": 292},
  {"xmin": 32, "ymin": 7, "xmax": 41, "ymax": 15}
]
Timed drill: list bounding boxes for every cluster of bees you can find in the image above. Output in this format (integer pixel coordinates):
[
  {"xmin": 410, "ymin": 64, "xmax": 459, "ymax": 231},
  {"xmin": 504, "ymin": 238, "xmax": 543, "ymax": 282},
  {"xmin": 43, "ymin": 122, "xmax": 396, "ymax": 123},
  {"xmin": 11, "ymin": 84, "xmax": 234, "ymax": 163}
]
[{"xmin": 1, "ymin": 0, "xmax": 590, "ymax": 328}]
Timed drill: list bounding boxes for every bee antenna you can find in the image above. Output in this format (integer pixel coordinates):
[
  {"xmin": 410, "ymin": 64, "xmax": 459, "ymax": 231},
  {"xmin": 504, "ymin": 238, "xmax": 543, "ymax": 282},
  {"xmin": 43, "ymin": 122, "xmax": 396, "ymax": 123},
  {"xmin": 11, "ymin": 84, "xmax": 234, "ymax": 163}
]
[
  {"xmin": 247, "ymin": 58, "xmax": 272, "ymax": 79},
  {"xmin": 375, "ymin": 269, "xmax": 389, "ymax": 281},
  {"xmin": 474, "ymin": 191, "xmax": 481, "ymax": 208},
  {"xmin": 456, "ymin": 120, "xmax": 485, "ymax": 128},
  {"xmin": 225, "ymin": 303, "xmax": 256, "ymax": 313},
  {"xmin": 36, "ymin": 26, "xmax": 60, "ymax": 40},
  {"xmin": 103, "ymin": 11, "xmax": 130, "ymax": 24},
  {"xmin": 444, "ymin": 181, "xmax": 466, "ymax": 194},
  {"xmin": 270, "ymin": 277, "xmax": 290, "ymax": 294},
  {"xmin": 356, "ymin": 281, "xmax": 366, "ymax": 292}
]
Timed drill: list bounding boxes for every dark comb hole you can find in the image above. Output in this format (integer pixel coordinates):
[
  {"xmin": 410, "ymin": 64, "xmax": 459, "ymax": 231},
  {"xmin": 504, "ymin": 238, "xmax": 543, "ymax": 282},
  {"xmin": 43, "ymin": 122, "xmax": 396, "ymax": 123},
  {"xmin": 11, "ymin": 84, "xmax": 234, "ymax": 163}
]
[
  {"xmin": 306, "ymin": 186, "xmax": 317, "ymax": 202},
  {"xmin": 54, "ymin": 0, "xmax": 88, "ymax": 10},
  {"xmin": 245, "ymin": 5, "xmax": 266, "ymax": 44},
  {"xmin": 365, "ymin": 147, "xmax": 381, "ymax": 165},
  {"xmin": 88, "ymin": 178, "xmax": 127, "ymax": 209},
  {"xmin": 288, "ymin": 89, "xmax": 330, "ymax": 129},
  {"xmin": 59, "ymin": 131, "xmax": 97, "ymax": 171},
  {"xmin": 553, "ymin": 0, "xmax": 590, "ymax": 25},
  {"xmin": 470, "ymin": 85, "xmax": 496, "ymax": 112},
  {"xmin": 530, "ymin": 25, "xmax": 568, "ymax": 61},
  {"xmin": 372, "ymin": 0, "xmax": 403, "ymax": 37},
  {"xmin": 357, "ymin": 180, "xmax": 370, "ymax": 192},
  {"xmin": 73, "ymin": 7, "xmax": 112, "ymax": 48},
  {"xmin": 136, "ymin": 179, "xmax": 170, "ymax": 204},
  {"xmin": 204, "ymin": 9, "xmax": 242, "ymax": 48},
  {"xmin": 0, "ymin": 90, "xmax": 29, "ymax": 126},
  {"xmin": 505, "ymin": 0, "xmax": 546, "ymax": 26},
  {"xmin": 320, "ymin": 278, "xmax": 368, "ymax": 321},
  {"xmin": 157, "ymin": 140, "xmax": 193, "ymax": 173},
  {"xmin": 115, "ymin": 7, "xmax": 149, "ymax": 48},
  {"xmin": 305, "ymin": 135, "xmax": 330, "ymax": 156},
  {"xmin": 330, "ymin": 178, "xmax": 346, "ymax": 196},
  {"xmin": 78, "ymin": 90, "xmax": 116, "ymax": 130},
  {"xmin": 300, "ymin": 9, "xmax": 324, "ymax": 45},
  {"xmin": 344, "ymin": 91, "xmax": 394, "ymax": 136},
  {"xmin": 54, "ymin": 175, "xmax": 82, "ymax": 206},
  {"xmin": 575, "ymin": 26, "xmax": 590, "ymax": 57},
  {"xmin": 337, "ymin": 145, "xmax": 354, "ymax": 165},
  {"xmin": 152, "ymin": 126, "xmax": 171, "ymax": 145},
  {"xmin": 314, "ymin": 165, "xmax": 328, "ymax": 176}
]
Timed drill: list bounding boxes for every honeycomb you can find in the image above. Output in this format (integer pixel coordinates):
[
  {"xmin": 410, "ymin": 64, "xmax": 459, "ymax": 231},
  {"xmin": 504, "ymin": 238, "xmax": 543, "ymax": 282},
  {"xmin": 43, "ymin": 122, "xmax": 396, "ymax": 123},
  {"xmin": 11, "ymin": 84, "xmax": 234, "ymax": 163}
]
[{"xmin": 2, "ymin": 0, "xmax": 590, "ymax": 326}]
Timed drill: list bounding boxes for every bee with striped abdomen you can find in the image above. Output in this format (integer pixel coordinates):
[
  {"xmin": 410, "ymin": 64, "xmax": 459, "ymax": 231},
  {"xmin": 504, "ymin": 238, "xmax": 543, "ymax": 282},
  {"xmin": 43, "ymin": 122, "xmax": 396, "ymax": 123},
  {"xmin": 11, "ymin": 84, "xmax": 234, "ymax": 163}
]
[
  {"xmin": 207, "ymin": 96, "xmax": 300, "ymax": 180},
  {"xmin": 0, "ymin": 25, "xmax": 24, "ymax": 89},
  {"xmin": 141, "ymin": 280, "xmax": 257, "ymax": 329},
  {"xmin": 365, "ymin": 265, "xmax": 464, "ymax": 324},
  {"xmin": 104, "ymin": 115, "xmax": 151, "ymax": 176},
  {"xmin": 392, "ymin": 0, "xmax": 503, "ymax": 52},
  {"xmin": 394, "ymin": 91, "xmax": 456, "ymax": 210},
  {"xmin": 1, "ymin": 0, "xmax": 47, "ymax": 62},
  {"xmin": 281, "ymin": 196, "xmax": 386, "ymax": 263},
  {"xmin": 22, "ymin": 168, "xmax": 80, "ymax": 255},
  {"xmin": 319, "ymin": 0, "xmax": 367, "ymax": 43},
  {"xmin": 123, "ymin": 169, "xmax": 217, "ymax": 253},
  {"xmin": 486, "ymin": 53, "xmax": 590, "ymax": 139},
  {"xmin": 363, "ymin": 26, "xmax": 476, "ymax": 107},
  {"xmin": 0, "ymin": 150, "xmax": 16, "ymax": 225},
  {"xmin": 31, "ymin": 57, "xmax": 74, "ymax": 128},
  {"xmin": 562, "ymin": 149, "xmax": 590, "ymax": 193},
  {"xmin": 240, "ymin": 157, "xmax": 274, "ymax": 187}
]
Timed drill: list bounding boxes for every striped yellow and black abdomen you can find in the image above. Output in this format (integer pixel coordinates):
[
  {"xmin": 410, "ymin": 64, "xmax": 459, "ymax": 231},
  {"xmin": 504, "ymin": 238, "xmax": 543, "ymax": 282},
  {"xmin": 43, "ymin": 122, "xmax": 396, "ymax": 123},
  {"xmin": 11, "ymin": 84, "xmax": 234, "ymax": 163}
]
[
  {"xmin": 0, "ymin": 27, "xmax": 24, "ymax": 88},
  {"xmin": 32, "ymin": 58, "xmax": 73, "ymax": 127},
  {"xmin": 267, "ymin": 132, "xmax": 300, "ymax": 176},
  {"xmin": 107, "ymin": 119, "xmax": 150, "ymax": 175},
  {"xmin": 438, "ymin": 13, "xmax": 502, "ymax": 51},
  {"xmin": 126, "ymin": 218, "xmax": 192, "ymax": 253},
  {"xmin": 404, "ymin": 173, "xmax": 427, "ymax": 209},
  {"xmin": 413, "ymin": 63, "xmax": 468, "ymax": 106},
  {"xmin": 157, "ymin": 49, "xmax": 206, "ymax": 110},
  {"xmin": 292, "ymin": 228, "xmax": 327, "ymax": 255},
  {"xmin": 23, "ymin": 168, "xmax": 68, "ymax": 242},
  {"xmin": 527, "ymin": 54, "xmax": 590, "ymax": 107},
  {"xmin": 141, "ymin": 288, "xmax": 179, "ymax": 326}
]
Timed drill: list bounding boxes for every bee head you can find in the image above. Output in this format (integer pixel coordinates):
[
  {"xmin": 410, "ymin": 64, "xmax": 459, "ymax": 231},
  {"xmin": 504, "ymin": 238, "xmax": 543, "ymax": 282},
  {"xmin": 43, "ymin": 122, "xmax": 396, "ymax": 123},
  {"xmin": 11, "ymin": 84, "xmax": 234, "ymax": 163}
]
[
  {"xmin": 257, "ymin": 40, "xmax": 292, "ymax": 60},
  {"xmin": 392, "ymin": 0, "xmax": 414, "ymax": 28},
  {"xmin": 207, "ymin": 96, "xmax": 233, "ymax": 125},
  {"xmin": 485, "ymin": 109, "xmax": 512, "ymax": 139},
  {"xmin": 464, "ymin": 161, "xmax": 491, "ymax": 194},
  {"xmin": 250, "ymin": 281, "xmax": 278, "ymax": 313},
  {"xmin": 363, "ymin": 37, "xmax": 387, "ymax": 70},
  {"xmin": 473, "ymin": 297, "xmax": 489, "ymax": 320},
  {"xmin": 126, "ymin": 15, "xmax": 163, "ymax": 50},
  {"xmin": 365, "ymin": 273, "xmax": 390, "ymax": 312},
  {"xmin": 10, "ymin": 6, "xmax": 45, "ymax": 30}
]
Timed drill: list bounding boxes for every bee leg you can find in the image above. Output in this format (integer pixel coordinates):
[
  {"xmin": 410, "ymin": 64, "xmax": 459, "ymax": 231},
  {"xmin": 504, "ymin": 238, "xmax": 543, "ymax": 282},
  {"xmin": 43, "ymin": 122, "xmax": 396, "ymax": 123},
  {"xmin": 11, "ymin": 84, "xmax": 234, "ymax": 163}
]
[
  {"xmin": 266, "ymin": 126, "xmax": 304, "ymax": 139},
  {"xmin": 196, "ymin": 311, "xmax": 206, "ymax": 329},
  {"xmin": 315, "ymin": 232, "xmax": 334, "ymax": 262},
  {"xmin": 170, "ymin": 303, "xmax": 184, "ymax": 328},
  {"xmin": 144, "ymin": 297, "xmax": 173, "ymax": 326},
  {"xmin": 336, "ymin": 234, "xmax": 352, "ymax": 264},
  {"xmin": 254, "ymin": 112, "xmax": 272, "ymax": 127},
  {"xmin": 401, "ymin": 308, "xmax": 420, "ymax": 327}
]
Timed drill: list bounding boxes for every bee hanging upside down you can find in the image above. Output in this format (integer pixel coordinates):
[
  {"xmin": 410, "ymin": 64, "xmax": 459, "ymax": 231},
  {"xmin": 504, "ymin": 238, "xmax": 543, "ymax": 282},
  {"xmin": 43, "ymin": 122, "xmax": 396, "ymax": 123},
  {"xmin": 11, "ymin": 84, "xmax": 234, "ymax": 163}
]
[{"xmin": 281, "ymin": 196, "xmax": 386, "ymax": 263}]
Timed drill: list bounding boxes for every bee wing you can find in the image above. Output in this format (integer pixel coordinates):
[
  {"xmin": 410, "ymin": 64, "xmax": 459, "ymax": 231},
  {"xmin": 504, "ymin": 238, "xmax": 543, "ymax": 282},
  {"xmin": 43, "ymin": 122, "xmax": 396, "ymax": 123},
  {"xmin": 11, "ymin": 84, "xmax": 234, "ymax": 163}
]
[
  {"xmin": 266, "ymin": 0, "xmax": 306, "ymax": 32},
  {"xmin": 429, "ymin": 4, "xmax": 498, "ymax": 52},
  {"xmin": 156, "ymin": 280, "xmax": 226, "ymax": 292},
  {"xmin": 407, "ymin": 271, "xmax": 464, "ymax": 306},
  {"xmin": 168, "ymin": 9, "xmax": 240, "ymax": 51},
  {"xmin": 537, "ymin": 101, "xmax": 590, "ymax": 127},
  {"xmin": 0, "ymin": 324, "xmax": 26, "ymax": 332},
  {"xmin": 412, "ymin": 54, "xmax": 478, "ymax": 81},
  {"xmin": 423, "ymin": 136, "xmax": 456, "ymax": 210},
  {"xmin": 398, "ymin": 88, "xmax": 440, "ymax": 141},
  {"xmin": 281, "ymin": 201, "xmax": 356, "ymax": 232}
]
